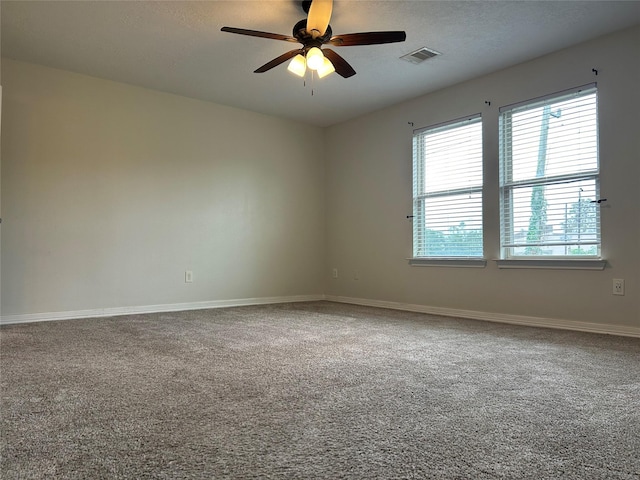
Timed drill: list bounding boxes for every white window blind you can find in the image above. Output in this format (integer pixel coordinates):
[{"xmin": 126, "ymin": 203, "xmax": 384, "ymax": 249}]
[
  {"xmin": 412, "ymin": 115, "xmax": 483, "ymax": 258},
  {"xmin": 499, "ymin": 85, "xmax": 600, "ymax": 258}
]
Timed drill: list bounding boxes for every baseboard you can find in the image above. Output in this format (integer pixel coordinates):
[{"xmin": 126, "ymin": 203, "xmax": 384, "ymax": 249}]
[
  {"xmin": 0, "ymin": 294, "xmax": 326, "ymax": 326},
  {"xmin": 325, "ymin": 295, "xmax": 640, "ymax": 338},
  {"xmin": 4, "ymin": 294, "xmax": 637, "ymax": 338}
]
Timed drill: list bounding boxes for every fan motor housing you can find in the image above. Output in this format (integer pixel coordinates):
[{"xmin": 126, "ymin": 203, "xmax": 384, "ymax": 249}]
[{"xmin": 293, "ymin": 19, "xmax": 333, "ymax": 47}]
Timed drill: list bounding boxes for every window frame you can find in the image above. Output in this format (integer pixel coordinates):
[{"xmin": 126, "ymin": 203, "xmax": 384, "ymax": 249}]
[
  {"xmin": 498, "ymin": 84, "xmax": 603, "ymax": 264},
  {"xmin": 410, "ymin": 114, "xmax": 485, "ymax": 265}
]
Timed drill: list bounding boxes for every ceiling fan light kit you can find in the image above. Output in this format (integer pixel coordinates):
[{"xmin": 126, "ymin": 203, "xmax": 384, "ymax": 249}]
[
  {"xmin": 287, "ymin": 50, "xmax": 335, "ymax": 79},
  {"xmin": 287, "ymin": 54, "xmax": 308, "ymax": 77},
  {"xmin": 317, "ymin": 57, "xmax": 336, "ymax": 78},
  {"xmin": 306, "ymin": 47, "xmax": 325, "ymax": 70},
  {"xmin": 221, "ymin": 0, "xmax": 406, "ymax": 81}
]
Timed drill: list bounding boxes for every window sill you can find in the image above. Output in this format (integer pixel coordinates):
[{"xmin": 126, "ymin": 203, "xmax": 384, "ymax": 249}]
[
  {"xmin": 494, "ymin": 258, "xmax": 606, "ymax": 270},
  {"xmin": 408, "ymin": 258, "xmax": 487, "ymax": 268}
]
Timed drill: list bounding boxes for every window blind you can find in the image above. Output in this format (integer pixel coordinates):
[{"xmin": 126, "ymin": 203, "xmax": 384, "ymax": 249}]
[
  {"xmin": 499, "ymin": 85, "xmax": 600, "ymax": 257},
  {"xmin": 412, "ymin": 115, "xmax": 483, "ymax": 258}
]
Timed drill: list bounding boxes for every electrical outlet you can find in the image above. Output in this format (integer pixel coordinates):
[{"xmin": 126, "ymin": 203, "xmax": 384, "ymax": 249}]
[
  {"xmin": 332, "ymin": 268, "xmax": 338, "ymax": 279},
  {"xmin": 185, "ymin": 270, "xmax": 193, "ymax": 283},
  {"xmin": 613, "ymin": 279, "xmax": 624, "ymax": 296},
  {"xmin": 354, "ymin": 271, "xmax": 360, "ymax": 280}
]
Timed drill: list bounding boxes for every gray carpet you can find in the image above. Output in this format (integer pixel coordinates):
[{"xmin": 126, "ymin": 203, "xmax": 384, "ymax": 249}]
[{"xmin": 1, "ymin": 301, "xmax": 639, "ymax": 479}]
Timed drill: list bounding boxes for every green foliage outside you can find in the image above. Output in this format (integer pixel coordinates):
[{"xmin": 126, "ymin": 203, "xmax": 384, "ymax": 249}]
[
  {"xmin": 564, "ymin": 199, "xmax": 597, "ymax": 236},
  {"xmin": 424, "ymin": 222, "xmax": 482, "ymax": 257},
  {"xmin": 564, "ymin": 198, "xmax": 597, "ymax": 255},
  {"xmin": 525, "ymin": 185, "xmax": 547, "ymax": 255},
  {"xmin": 525, "ymin": 197, "xmax": 598, "ymax": 256}
]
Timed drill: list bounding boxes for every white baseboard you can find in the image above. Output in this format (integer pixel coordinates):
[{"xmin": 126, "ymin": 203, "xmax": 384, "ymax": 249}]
[
  {"xmin": 325, "ymin": 295, "xmax": 640, "ymax": 338},
  {"xmin": 0, "ymin": 294, "xmax": 326, "ymax": 326},
  {"xmin": 3, "ymin": 294, "xmax": 637, "ymax": 338}
]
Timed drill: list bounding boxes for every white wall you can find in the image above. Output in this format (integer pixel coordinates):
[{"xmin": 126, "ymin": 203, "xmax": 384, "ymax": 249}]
[
  {"xmin": 1, "ymin": 59, "xmax": 326, "ymax": 317},
  {"xmin": 325, "ymin": 26, "xmax": 640, "ymax": 327}
]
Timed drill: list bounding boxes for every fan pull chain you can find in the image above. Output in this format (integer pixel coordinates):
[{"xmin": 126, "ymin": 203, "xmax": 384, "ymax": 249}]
[
  {"xmin": 301, "ymin": 71, "xmax": 316, "ymax": 97},
  {"xmin": 311, "ymin": 70, "xmax": 315, "ymax": 96}
]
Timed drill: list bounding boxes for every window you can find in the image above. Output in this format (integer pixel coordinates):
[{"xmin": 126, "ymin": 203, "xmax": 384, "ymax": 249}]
[
  {"xmin": 499, "ymin": 85, "xmax": 600, "ymax": 259},
  {"xmin": 412, "ymin": 115, "xmax": 483, "ymax": 259}
]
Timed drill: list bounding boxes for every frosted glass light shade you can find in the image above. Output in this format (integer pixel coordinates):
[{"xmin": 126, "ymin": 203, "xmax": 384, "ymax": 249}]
[
  {"xmin": 306, "ymin": 47, "xmax": 325, "ymax": 71},
  {"xmin": 317, "ymin": 57, "xmax": 335, "ymax": 78},
  {"xmin": 287, "ymin": 54, "xmax": 307, "ymax": 77}
]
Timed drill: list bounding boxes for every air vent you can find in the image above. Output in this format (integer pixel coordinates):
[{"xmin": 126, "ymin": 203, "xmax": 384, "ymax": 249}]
[{"xmin": 400, "ymin": 47, "xmax": 441, "ymax": 64}]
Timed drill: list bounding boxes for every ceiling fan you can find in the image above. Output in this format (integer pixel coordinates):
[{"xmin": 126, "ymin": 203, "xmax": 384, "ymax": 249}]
[{"xmin": 221, "ymin": 0, "xmax": 406, "ymax": 79}]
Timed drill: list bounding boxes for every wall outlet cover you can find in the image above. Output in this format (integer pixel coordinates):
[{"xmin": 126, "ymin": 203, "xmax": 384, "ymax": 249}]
[{"xmin": 613, "ymin": 278, "xmax": 624, "ymax": 296}]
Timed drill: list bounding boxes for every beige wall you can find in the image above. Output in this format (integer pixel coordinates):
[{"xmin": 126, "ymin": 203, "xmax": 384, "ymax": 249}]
[
  {"xmin": 325, "ymin": 26, "xmax": 640, "ymax": 326},
  {"xmin": 1, "ymin": 59, "xmax": 326, "ymax": 316},
  {"xmin": 2, "ymin": 26, "xmax": 639, "ymax": 328}
]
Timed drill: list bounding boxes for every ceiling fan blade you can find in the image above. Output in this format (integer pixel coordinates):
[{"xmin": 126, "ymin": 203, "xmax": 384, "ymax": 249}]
[
  {"xmin": 323, "ymin": 49, "xmax": 356, "ymax": 78},
  {"xmin": 307, "ymin": 0, "xmax": 333, "ymax": 37},
  {"xmin": 254, "ymin": 49, "xmax": 302, "ymax": 73},
  {"xmin": 329, "ymin": 31, "xmax": 407, "ymax": 47},
  {"xmin": 221, "ymin": 27, "xmax": 297, "ymax": 43}
]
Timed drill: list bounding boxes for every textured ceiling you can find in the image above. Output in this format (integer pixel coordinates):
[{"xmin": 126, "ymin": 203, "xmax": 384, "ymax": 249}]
[{"xmin": 2, "ymin": 1, "xmax": 639, "ymax": 127}]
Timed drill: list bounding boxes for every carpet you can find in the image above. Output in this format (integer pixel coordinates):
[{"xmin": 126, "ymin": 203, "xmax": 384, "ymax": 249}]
[{"xmin": 1, "ymin": 301, "xmax": 639, "ymax": 479}]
